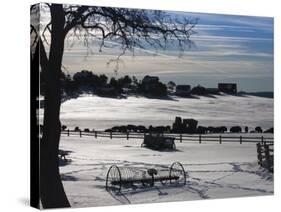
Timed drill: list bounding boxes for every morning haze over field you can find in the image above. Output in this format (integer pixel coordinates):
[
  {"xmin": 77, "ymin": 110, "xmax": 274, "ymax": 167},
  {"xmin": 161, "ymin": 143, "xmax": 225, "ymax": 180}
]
[{"xmin": 61, "ymin": 11, "xmax": 273, "ymax": 92}]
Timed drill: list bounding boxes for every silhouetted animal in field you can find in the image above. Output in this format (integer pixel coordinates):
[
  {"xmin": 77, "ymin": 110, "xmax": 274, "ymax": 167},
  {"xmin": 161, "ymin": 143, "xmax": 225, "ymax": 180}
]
[
  {"xmin": 61, "ymin": 125, "xmax": 67, "ymax": 131},
  {"xmin": 255, "ymin": 126, "xmax": 263, "ymax": 133},
  {"xmin": 74, "ymin": 126, "xmax": 80, "ymax": 131},
  {"xmin": 230, "ymin": 126, "xmax": 242, "ymax": 133},
  {"xmin": 197, "ymin": 126, "xmax": 208, "ymax": 134}
]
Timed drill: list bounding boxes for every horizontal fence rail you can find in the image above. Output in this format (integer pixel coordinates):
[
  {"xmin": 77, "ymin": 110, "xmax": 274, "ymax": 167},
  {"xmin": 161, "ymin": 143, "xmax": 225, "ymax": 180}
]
[{"xmin": 60, "ymin": 130, "xmax": 273, "ymax": 144}]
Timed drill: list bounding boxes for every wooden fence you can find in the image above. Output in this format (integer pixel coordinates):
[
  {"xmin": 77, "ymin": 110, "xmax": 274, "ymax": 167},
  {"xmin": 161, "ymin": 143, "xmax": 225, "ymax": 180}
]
[
  {"xmin": 61, "ymin": 130, "xmax": 273, "ymax": 144},
  {"xmin": 256, "ymin": 142, "xmax": 274, "ymax": 172}
]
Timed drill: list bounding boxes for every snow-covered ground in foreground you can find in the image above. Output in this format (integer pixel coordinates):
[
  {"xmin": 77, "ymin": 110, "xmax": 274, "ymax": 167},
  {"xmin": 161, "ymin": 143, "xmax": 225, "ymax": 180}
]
[
  {"xmin": 59, "ymin": 135, "xmax": 273, "ymax": 208},
  {"xmin": 39, "ymin": 94, "xmax": 273, "ymax": 130}
]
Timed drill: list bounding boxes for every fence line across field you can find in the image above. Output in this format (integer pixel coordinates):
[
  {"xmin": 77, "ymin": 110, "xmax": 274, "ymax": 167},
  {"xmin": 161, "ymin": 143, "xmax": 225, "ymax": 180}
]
[{"xmin": 61, "ymin": 130, "xmax": 273, "ymax": 144}]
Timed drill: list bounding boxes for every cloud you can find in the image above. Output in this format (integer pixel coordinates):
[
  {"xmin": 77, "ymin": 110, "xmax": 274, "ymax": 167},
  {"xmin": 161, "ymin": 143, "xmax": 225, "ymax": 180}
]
[
  {"xmin": 193, "ymin": 34, "xmax": 272, "ymax": 42},
  {"xmin": 43, "ymin": 7, "xmax": 273, "ymax": 91}
]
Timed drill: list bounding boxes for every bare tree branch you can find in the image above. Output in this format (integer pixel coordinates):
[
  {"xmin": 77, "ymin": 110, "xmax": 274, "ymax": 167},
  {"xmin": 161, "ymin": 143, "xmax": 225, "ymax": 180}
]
[
  {"xmin": 63, "ymin": 6, "xmax": 197, "ymax": 55},
  {"xmin": 31, "ymin": 4, "xmax": 197, "ymax": 73}
]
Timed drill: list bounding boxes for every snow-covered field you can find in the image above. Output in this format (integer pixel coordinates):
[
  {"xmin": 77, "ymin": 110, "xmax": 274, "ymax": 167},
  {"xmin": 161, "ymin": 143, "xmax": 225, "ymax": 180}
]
[
  {"xmin": 39, "ymin": 94, "xmax": 273, "ymax": 131},
  {"xmin": 38, "ymin": 94, "xmax": 274, "ymax": 207},
  {"xmin": 59, "ymin": 135, "xmax": 273, "ymax": 208}
]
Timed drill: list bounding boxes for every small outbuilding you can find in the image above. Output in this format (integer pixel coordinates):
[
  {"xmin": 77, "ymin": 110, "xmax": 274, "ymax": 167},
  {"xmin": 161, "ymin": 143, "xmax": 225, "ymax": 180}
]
[
  {"xmin": 176, "ymin": 85, "xmax": 191, "ymax": 96},
  {"xmin": 218, "ymin": 83, "xmax": 237, "ymax": 94}
]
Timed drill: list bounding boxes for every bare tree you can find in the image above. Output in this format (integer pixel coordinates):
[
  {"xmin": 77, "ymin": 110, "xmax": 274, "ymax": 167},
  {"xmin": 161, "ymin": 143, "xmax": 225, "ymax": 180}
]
[{"xmin": 31, "ymin": 3, "xmax": 197, "ymax": 208}]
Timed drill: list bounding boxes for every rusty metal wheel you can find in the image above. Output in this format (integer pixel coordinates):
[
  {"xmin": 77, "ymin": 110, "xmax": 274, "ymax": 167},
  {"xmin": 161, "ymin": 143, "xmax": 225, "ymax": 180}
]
[
  {"xmin": 106, "ymin": 165, "xmax": 122, "ymax": 192},
  {"xmin": 169, "ymin": 162, "xmax": 186, "ymax": 185}
]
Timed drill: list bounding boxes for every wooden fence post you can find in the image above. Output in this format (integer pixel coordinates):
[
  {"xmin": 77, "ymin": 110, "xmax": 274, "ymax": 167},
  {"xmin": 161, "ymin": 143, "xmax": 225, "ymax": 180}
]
[
  {"xmin": 256, "ymin": 143, "xmax": 262, "ymax": 164},
  {"xmin": 240, "ymin": 136, "xmax": 242, "ymax": 144},
  {"xmin": 79, "ymin": 130, "xmax": 82, "ymax": 137},
  {"xmin": 127, "ymin": 132, "xmax": 129, "ymax": 140},
  {"xmin": 180, "ymin": 134, "xmax": 182, "ymax": 143},
  {"xmin": 261, "ymin": 136, "xmax": 264, "ymax": 144},
  {"xmin": 264, "ymin": 144, "xmax": 271, "ymax": 170},
  {"xmin": 219, "ymin": 135, "xmax": 222, "ymax": 144},
  {"xmin": 95, "ymin": 131, "xmax": 97, "ymax": 138},
  {"xmin": 67, "ymin": 129, "xmax": 69, "ymax": 136},
  {"xmin": 199, "ymin": 134, "xmax": 202, "ymax": 144}
]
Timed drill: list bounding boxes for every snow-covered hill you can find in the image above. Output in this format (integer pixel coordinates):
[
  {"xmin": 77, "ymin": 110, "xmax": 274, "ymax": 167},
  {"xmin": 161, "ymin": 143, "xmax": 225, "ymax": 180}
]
[{"xmin": 40, "ymin": 94, "xmax": 273, "ymax": 131}]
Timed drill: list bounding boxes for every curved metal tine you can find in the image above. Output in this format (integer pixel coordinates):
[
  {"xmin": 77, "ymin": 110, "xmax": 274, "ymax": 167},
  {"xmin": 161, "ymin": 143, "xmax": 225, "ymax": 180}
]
[
  {"xmin": 169, "ymin": 162, "xmax": 186, "ymax": 185},
  {"xmin": 107, "ymin": 165, "xmax": 122, "ymax": 193}
]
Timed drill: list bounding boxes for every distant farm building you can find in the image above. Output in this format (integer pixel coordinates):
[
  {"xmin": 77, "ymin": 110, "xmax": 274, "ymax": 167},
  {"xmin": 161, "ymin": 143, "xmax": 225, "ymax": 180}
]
[
  {"xmin": 142, "ymin": 75, "xmax": 159, "ymax": 84},
  {"xmin": 141, "ymin": 75, "xmax": 167, "ymax": 96},
  {"xmin": 175, "ymin": 85, "xmax": 191, "ymax": 96},
  {"xmin": 172, "ymin": 117, "xmax": 198, "ymax": 133},
  {"xmin": 142, "ymin": 76, "xmax": 159, "ymax": 92},
  {"xmin": 218, "ymin": 83, "xmax": 237, "ymax": 94}
]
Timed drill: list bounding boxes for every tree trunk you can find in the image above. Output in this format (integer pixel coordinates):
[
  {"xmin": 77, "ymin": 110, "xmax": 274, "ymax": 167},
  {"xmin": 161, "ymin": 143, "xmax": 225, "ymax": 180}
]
[{"xmin": 40, "ymin": 4, "xmax": 70, "ymax": 208}]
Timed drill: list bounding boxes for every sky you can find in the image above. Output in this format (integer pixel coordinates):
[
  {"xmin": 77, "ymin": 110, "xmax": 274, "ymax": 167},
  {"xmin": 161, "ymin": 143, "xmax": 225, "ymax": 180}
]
[{"xmin": 59, "ymin": 8, "xmax": 274, "ymax": 92}]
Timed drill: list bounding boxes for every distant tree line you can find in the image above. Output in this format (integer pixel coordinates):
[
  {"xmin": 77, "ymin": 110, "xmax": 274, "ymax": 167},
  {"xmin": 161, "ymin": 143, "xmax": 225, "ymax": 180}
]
[
  {"xmin": 40, "ymin": 70, "xmax": 136, "ymax": 97},
  {"xmin": 40, "ymin": 70, "xmax": 169, "ymax": 98},
  {"xmin": 40, "ymin": 70, "xmax": 234, "ymax": 99}
]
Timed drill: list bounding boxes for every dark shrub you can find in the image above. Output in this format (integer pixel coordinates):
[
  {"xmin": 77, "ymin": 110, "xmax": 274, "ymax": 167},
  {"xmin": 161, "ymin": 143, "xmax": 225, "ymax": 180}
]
[{"xmin": 105, "ymin": 129, "xmax": 112, "ymax": 132}]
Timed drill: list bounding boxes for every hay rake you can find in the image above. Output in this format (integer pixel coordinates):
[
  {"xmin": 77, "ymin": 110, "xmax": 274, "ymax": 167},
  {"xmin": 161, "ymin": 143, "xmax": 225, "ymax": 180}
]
[{"xmin": 106, "ymin": 162, "xmax": 186, "ymax": 192}]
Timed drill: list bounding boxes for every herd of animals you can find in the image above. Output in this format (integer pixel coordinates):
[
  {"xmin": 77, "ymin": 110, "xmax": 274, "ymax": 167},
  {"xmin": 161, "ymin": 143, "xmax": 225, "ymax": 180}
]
[{"xmin": 53, "ymin": 116, "xmax": 273, "ymax": 134}]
